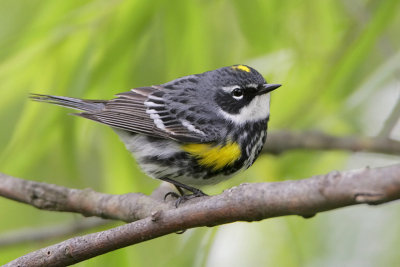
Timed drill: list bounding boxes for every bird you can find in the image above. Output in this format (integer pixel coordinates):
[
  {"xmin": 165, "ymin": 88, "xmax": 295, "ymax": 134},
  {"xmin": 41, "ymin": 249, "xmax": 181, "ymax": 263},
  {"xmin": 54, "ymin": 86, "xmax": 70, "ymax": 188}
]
[{"xmin": 30, "ymin": 64, "xmax": 281, "ymax": 205}]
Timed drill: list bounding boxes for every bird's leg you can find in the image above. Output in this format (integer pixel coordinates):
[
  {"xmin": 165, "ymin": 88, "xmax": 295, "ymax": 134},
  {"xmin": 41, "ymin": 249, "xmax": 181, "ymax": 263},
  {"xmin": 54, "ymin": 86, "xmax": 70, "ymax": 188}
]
[
  {"xmin": 161, "ymin": 177, "xmax": 207, "ymax": 207},
  {"xmin": 175, "ymin": 185, "xmax": 185, "ymax": 196}
]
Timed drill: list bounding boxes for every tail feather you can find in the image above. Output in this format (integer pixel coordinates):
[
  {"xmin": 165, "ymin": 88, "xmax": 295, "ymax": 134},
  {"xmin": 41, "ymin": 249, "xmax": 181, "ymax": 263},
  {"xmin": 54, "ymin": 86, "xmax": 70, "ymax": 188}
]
[{"xmin": 30, "ymin": 93, "xmax": 106, "ymax": 112}]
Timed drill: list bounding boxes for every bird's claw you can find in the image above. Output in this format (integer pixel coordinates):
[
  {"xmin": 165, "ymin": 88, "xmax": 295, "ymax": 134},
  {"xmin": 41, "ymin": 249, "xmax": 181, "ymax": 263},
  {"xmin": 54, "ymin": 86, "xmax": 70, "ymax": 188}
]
[{"xmin": 164, "ymin": 189, "xmax": 207, "ymax": 208}]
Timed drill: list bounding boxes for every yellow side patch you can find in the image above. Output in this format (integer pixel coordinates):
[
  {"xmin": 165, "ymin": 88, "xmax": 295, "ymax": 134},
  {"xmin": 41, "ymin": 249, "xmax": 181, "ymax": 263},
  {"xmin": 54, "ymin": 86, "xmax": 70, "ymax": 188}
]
[
  {"xmin": 232, "ymin": 65, "xmax": 250, "ymax": 72},
  {"xmin": 182, "ymin": 142, "xmax": 241, "ymax": 171}
]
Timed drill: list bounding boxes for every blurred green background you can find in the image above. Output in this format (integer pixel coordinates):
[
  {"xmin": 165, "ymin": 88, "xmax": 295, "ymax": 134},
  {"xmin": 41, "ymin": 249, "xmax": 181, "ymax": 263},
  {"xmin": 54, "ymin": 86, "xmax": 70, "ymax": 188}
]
[{"xmin": 1, "ymin": 0, "xmax": 400, "ymax": 266}]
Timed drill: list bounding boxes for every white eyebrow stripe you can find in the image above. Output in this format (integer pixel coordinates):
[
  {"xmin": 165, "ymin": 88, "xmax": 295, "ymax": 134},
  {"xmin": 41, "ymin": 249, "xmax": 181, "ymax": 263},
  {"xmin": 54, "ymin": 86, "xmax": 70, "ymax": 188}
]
[
  {"xmin": 246, "ymin": 83, "xmax": 258, "ymax": 88},
  {"xmin": 221, "ymin": 85, "xmax": 240, "ymax": 93}
]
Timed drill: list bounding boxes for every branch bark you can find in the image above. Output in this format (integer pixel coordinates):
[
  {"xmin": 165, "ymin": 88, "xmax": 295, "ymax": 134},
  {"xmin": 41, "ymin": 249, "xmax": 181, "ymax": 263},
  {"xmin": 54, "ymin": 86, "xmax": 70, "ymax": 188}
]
[
  {"xmin": 0, "ymin": 173, "xmax": 172, "ymax": 222},
  {"xmin": 2, "ymin": 164, "xmax": 400, "ymax": 266}
]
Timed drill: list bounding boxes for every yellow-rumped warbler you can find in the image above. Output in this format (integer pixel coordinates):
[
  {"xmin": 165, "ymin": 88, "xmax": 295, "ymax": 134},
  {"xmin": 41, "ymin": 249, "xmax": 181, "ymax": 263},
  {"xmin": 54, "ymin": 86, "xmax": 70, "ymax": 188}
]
[{"xmin": 31, "ymin": 65, "xmax": 280, "ymax": 204}]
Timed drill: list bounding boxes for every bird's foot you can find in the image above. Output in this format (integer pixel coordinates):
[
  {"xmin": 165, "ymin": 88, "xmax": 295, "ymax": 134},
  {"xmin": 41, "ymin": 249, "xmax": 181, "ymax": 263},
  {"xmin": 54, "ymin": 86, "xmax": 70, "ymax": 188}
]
[{"xmin": 164, "ymin": 188, "xmax": 207, "ymax": 208}]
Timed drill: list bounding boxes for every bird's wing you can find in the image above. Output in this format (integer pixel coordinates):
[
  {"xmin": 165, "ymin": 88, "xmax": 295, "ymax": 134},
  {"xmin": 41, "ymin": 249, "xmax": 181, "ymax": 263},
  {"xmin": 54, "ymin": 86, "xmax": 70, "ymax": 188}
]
[{"xmin": 77, "ymin": 86, "xmax": 218, "ymax": 143}]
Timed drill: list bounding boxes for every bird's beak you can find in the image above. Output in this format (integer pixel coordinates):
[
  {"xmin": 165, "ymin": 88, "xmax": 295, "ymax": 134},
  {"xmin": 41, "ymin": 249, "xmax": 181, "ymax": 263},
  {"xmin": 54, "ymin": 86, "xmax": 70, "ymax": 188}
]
[{"xmin": 257, "ymin": 83, "xmax": 281, "ymax": 95}]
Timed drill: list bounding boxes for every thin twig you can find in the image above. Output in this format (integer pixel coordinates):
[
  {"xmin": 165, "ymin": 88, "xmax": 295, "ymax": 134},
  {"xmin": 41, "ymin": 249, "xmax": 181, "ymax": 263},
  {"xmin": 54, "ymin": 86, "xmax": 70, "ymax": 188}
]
[
  {"xmin": 3, "ymin": 164, "xmax": 400, "ymax": 266},
  {"xmin": 378, "ymin": 96, "xmax": 400, "ymax": 138},
  {"xmin": 0, "ymin": 218, "xmax": 110, "ymax": 247},
  {"xmin": 264, "ymin": 131, "xmax": 400, "ymax": 155}
]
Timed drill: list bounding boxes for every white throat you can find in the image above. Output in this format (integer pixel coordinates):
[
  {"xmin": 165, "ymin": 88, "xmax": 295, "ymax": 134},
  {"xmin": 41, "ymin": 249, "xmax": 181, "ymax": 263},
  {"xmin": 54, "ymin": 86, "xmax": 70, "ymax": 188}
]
[{"xmin": 219, "ymin": 93, "xmax": 271, "ymax": 124}]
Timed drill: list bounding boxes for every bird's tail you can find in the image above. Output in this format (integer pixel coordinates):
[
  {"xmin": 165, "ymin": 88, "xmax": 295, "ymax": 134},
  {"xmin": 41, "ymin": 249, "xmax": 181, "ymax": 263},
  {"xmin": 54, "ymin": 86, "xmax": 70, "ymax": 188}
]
[{"xmin": 30, "ymin": 93, "xmax": 106, "ymax": 113}]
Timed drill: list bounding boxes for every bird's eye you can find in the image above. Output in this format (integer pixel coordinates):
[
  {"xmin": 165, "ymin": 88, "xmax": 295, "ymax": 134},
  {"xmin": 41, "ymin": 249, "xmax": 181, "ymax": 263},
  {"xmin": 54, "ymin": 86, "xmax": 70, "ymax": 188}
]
[{"xmin": 231, "ymin": 88, "xmax": 244, "ymax": 100}]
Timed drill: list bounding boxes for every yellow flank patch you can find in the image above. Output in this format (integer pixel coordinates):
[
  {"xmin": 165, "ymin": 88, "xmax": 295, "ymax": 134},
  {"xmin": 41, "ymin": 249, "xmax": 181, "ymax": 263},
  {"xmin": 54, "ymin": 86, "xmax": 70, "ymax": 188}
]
[
  {"xmin": 182, "ymin": 142, "xmax": 241, "ymax": 171},
  {"xmin": 232, "ymin": 65, "xmax": 250, "ymax": 72}
]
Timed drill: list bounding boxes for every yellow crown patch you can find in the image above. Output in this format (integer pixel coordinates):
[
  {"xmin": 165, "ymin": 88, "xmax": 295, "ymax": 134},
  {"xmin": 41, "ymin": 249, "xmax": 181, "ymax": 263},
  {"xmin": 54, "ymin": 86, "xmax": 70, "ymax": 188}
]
[
  {"xmin": 232, "ymin": 65, "xmax": 250, "ymax": 73},
  {"xmin": 182, "ymin": 142, "xmax": 241, "ymax": 171}
]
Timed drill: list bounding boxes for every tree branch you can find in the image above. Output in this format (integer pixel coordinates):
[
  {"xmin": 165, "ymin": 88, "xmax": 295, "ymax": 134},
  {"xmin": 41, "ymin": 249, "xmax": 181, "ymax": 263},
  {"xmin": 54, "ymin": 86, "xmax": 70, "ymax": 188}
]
[
  {"xmin": 264, "ymin": 131, "xmax": 400, "ymax": 155},
  {"xmin": 3, "ymin": 164, "xmax": 400, "ymax": 266},
  {"xmin": 0, "ymin": 173, "xmax": 172, "ymax": 222}
]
